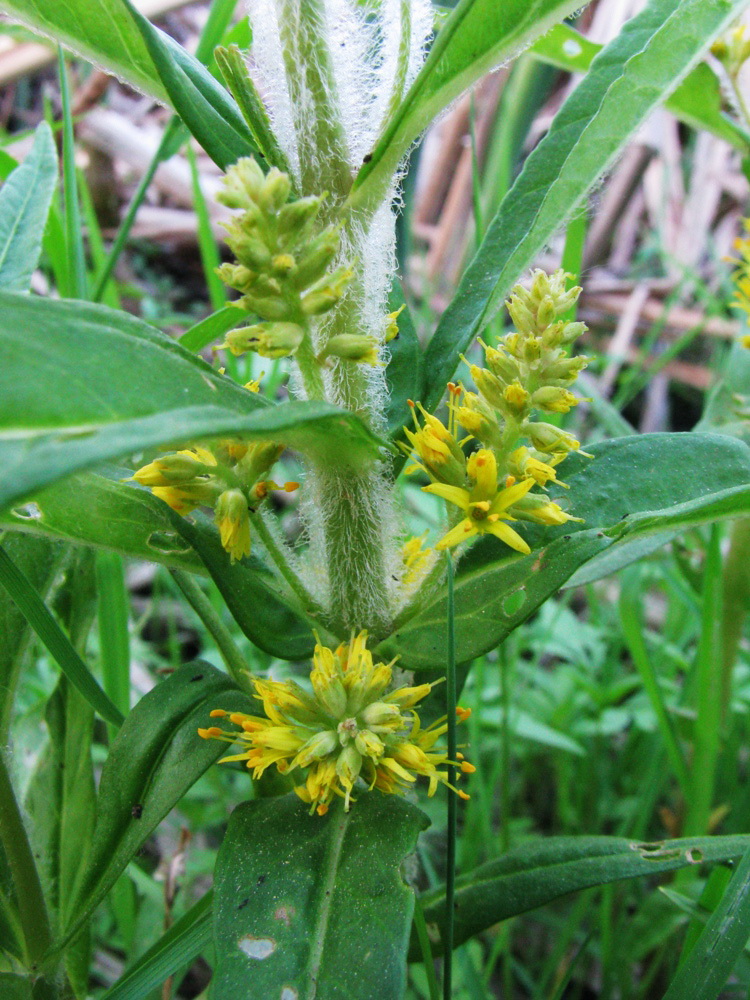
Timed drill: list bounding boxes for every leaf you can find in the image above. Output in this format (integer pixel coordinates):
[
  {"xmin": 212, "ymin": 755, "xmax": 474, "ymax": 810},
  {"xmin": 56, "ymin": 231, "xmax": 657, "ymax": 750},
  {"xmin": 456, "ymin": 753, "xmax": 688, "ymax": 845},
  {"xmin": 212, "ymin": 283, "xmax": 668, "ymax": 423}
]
[
  {"xmin": 178, "ymin": 304, "xmax": 247, "ymax": 353},
  {"xmin": 120, "ymin": 0, "xmax": 259, "ymax": 171},
  {"xmin": 0, "ymin": 532, "xmax": 70, "ymax": 741},
  {"xmin": 0, "ymin": 468, "xmax": 205, "ymax": 572},
  {"xmin": 411, "ymin": 834, "xmax": 750, "ymax": 959},
  {"xmin": 420, "ymin": 0, "xmax": 747, "ymax": 414},
  {"xmin": 385, "ymin": 280, "xmax": 423, "ymax": 438},
  {"xmin": 100, "ymin": 892, "xmax": 212, "ymax": 1000},
  {"xmin": 562, "ymin": 531, "xmax": 679, "ymax": 589},
  {"xmin": 663, "ymin": 847, "xmax": 750, "ymax": 1000},
  {"xmin": 0, "ymin": 122, "xmax": 58, "ymax": 293},
  {"xmin": 380, "ymin": 433, "xmax": 750, "ymax": 669},
  {"xmin": 0, "ymin": 545, "xmax": 124, "ymax": 727},
  {"xmin": 61, "ymin": 663, "xmax": 254, "ymax": 949},
  {"xmin": 530, "ymin": 24, "xmax": 750, "ymax": 152},
  {"xmin": 212, "ymin": 792, "xmax": 429, "ymax": 1000},
  {"xmin": 167, "ymin": 510, "xmax": 332, "ymax": 660},
  {"xmin": 0, "ymin": 0, "xmax": 166, "ymax": 101},
  {"xmin": 0, "ymin": 974, "xmax": 32, "ymax": 1000},
  {"xmin": 0, "ymin": 292, "xmax": 387, "ymax": 512},
  {"xmin": 350, "ymin": 0, "xmax": 587, "ymax": 211}
]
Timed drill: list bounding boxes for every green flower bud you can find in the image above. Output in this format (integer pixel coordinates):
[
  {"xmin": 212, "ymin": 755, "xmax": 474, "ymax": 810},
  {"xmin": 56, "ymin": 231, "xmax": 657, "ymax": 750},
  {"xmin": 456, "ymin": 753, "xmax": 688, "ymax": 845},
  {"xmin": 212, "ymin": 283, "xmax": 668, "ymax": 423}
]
[
  {"xmin": 270, "ymin": 253, "xmax": 297, "ymax": 278},
  {"xmin": 508, "ymin": 493, "xmax": 583, "ymax": 526},
  {"xmin": 217, "ymin": 157, "xmax": 265, "ymax": 209},
  {"xmin": 482, "ymin": 344, "xmax": 520, "ymax": 384},
  {"xmin": 526, "ymin": 421, "xmax": 582, "ymax": 455},
  {"xmin": 277, "ymin": 195, "xmax": 324, "ymax": 239},
  {"xmin": 238, "ymin": 294, "xmax": 293, "ymax": 321},
  {"xmin": 539, "ymin": 353, "xmax": 588, "ymax": 383},
  {"xmin": 295, "ymin": 730, "xmax": 338, "ymax": 767},
  {"xmin": 224, "ymin": 223, "xmax": 272, "ymax": 269},
  {"xmin": 469, "ymin": 364, "xmax": 506, "ymax": 410},
  {"xmin": 215, "ymin": 262, "xmax": 256, "ymax": 294},
  {"xmin": 322, "ymin": 334, "xmax": 379, "ymax": 365},
  {"xmin": 219, "ymin": 322, "xmax": 304, "ymax": 358},
  {"xmin": 300, "ymin": 266, "xmax": 352, "ymax": 315},
  {"xmin": 292, "ymin": 229, "xmax": 340, "ymax": 289},
  {"xmin": 259, "ymin": 168, "xmax": 292, "ymax": 212},
  {"xmin": 361, "ymin": 701, "xmax": 401, "ymax": 727},
  {"xmin": 532, "ymin": 386, "xmax": 581, "ymax": 414}
]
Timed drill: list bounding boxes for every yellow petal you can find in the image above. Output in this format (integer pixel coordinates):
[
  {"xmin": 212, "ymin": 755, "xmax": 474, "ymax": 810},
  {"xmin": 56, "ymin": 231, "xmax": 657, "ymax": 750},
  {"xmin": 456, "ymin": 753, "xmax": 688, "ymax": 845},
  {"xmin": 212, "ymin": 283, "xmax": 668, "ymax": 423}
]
[
  {"xmin": 435, "ymin": 519, "xmax": 478, "ymax": 550},
  {"xmin": 423, "ymin": 483, "xmax": 471, "ymax": 511},
  {"xmin": 485, "ymin": 520, "xmax": 530, "ymax": 554}
]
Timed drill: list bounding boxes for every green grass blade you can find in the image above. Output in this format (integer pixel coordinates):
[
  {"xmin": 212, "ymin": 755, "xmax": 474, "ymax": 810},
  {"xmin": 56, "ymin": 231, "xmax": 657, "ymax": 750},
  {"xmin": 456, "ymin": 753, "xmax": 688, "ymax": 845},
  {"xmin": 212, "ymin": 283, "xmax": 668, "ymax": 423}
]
[
  {"xmin": 684, "ymin": 523, "xmax": 724, "ymax": 836},
  {"xmin": 57, "ymin": 48, "xmax": 87, "ymax": 300},
  {"xmin": 186, "ymin": 144, "xmax": 226, "ymax": 312},
  {"xmin": 662, "ymin": 847, "xmax": 750, "ymax": 1000},
  {"xmin": 0, "ymin": 546, "xmax": 123, "ymax": 728},
  {"xmin": 618, "ymin": 574, "xmax": 690, "ymax": 794},
  {"xmin": 95, "ymin": 552, "xmax": 131, "ymax": 740},
  {"xmin": 100, "ymin": 891, "xmax": 212, "ymax": 1000},
  {"xmin": 78, "ymin": 167, "xmax": 120, "ymax": 309}
]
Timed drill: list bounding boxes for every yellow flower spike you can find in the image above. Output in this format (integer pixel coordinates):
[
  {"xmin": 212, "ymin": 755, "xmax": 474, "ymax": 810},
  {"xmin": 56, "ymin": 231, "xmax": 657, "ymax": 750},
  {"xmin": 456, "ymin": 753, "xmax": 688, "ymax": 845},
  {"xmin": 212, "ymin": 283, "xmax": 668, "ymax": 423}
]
[
  {"xmin": 198, "ymin": 630, "xmax": 473, "ymax": 815},
  {"xmin": 214, "ymin": 489, "xmax": 251, "ymax": 563}
]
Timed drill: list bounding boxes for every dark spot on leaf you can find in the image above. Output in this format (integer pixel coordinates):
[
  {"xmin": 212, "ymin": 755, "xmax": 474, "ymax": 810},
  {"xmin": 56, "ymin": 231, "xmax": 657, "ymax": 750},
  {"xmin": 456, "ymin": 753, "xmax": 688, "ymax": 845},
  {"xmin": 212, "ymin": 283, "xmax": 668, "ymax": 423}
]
[
  {"xmin": 363, "ymin": 153, "xmax": 372, "ymax": 163},
  {"xmin": 131, "ymin": 803, "xmax": 143, "ymax": 819},
  {"xmin": 257, "ymin": 874, "xmax": 267, "ymax": 885},
  {"xmin": 238, "ymin": 898, "xmax": 250, "ymax": 910},
  {"xmin": 191, "ymin": 674, "xmax": 204, "ymax": 682}
]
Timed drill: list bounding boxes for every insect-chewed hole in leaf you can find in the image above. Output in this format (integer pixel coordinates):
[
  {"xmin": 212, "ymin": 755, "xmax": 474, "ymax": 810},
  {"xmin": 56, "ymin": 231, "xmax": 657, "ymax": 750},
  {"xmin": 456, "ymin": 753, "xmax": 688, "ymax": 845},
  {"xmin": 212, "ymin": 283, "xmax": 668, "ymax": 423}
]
[
  {"xmin": 502, "ymin": 588, "xmax": 526, "ymax": 617},
  {"xmin": 686, "ymin": 848, "xmax": 704, "ymax": 864},
  {"xmin": 281, "ymin": 988, "xmax": 299, "ymax": 1000},
  {"xmin": 11, "ymin": 502, "xmax": 42, "ymax": 520},
  {"xmin": 630, "ymin": 841, "xmax": 682, "ymax": 862},
  {"xmin": 147, "ymin": 530, "xmax": 192, "ymax": 555},
  {"xmin": 238, "ymin": 935, "xmax": 276, "ymax": 960}
]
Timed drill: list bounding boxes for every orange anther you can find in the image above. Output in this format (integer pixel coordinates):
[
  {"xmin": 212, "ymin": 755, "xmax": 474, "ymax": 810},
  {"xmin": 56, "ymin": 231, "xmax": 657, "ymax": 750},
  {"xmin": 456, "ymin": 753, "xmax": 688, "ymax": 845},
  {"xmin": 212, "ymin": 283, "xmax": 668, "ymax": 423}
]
[{"xmin": 210, "ymin": 709, "xmax": 227, "ymax": 718}]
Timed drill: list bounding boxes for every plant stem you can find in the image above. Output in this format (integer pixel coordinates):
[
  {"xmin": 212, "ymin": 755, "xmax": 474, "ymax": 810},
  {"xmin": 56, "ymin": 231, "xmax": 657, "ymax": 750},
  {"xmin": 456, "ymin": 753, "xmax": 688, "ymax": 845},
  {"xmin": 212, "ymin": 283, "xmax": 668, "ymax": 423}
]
[
  {"xmin": 250, "ymin": 512, "xmax": 322, "ymax": 615},
  {"xmin": 57, "ymin": 48, "xmax": 87, "ymax": 300},
  {"xmin": 443, "ymin": 552, "xmax": 457, "ymax": 1000},
  {"xmin": 169, "ymin": 569, "xmax": 250, "ymax": 688},
  {"xmin": 0, "ymin": 751, "xmax": 53, "ymax": 970}
]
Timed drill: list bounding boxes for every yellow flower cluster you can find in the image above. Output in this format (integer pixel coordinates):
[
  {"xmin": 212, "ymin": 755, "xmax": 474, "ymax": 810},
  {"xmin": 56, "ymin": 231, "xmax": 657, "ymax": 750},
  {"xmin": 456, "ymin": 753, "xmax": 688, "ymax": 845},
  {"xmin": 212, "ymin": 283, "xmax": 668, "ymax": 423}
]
[
  {"xmin": 403, "ymin": 270, "xmax": 590, "ymax": 557},
  {"xmin": 711, "ymin": 25, "xmax": 750, "ymax": 79},
  {"xmin": 199, "ymin": 631, "xmax": 473, "ymax": 816},
  {"xmin": 131, "ymin": 439, "xmax": 298, "ymax": 562}
]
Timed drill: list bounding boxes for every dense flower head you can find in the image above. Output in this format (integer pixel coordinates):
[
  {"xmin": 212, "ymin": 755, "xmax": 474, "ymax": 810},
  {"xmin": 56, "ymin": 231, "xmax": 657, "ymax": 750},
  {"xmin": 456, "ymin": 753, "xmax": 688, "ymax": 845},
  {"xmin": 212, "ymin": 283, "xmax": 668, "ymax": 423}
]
[
  {"xmin": 401, "ymin": 270, "xmax": 588, "ymax": 564},
  {"xmin": 130, "ymin": 439, "xmax": 298, "ymax": 562},
  {"xmin": 198, "ymin": 631, "xmax": 473, "ymax": 815}
]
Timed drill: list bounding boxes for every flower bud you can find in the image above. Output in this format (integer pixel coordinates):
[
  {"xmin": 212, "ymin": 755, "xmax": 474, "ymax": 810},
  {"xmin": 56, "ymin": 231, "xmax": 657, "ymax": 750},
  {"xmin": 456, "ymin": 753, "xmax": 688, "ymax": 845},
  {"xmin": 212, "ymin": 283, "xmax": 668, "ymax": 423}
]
[
  {"xmin": 238, "ymin": 294, "xmax": 293, "ymax": 320},
  {"xmin": 470, "ymin": 364, "xmax": 506, "ymax": 409},
  {"xmin": 361, "ymin": 701, "xmax": 401, "ymax": 727},
  {"xmin": 214, "ymin": 489, "xmax": 251, "ymax": 563},
  {"xmin": 385, "ymin": 304, "xmax": 405, "ymax": 343},
  {"xmin": 224, "ymin": 224, "xmax": 272, "ymax": 269},
  {"xmin": 322, "ymin": 334, "xmax": 379, "ymax": 365},
  {"xmin": 532, "ymin": 386, "xmax": 581, "ymax": 413},
  {"xmin": 215, "ymin": 263, "xmax": 256, "ymax": 294},
  {"xmin": 259, "ymin": 168, "xmax": 292, "ymax": 212},
  {"xmin": 295, "ymin": 730, "xmax": 338, "ymax": 767},
  {"xmin": 277, "ymin": 195, "xmax": 324, "ymax": 239},
  {"xmin": 219, "ymin": 322, "xmax": 304, "ymax": 358},
  {"xmin": 270, "ymin": 253, "xmax": 297, "ymax": 278},
  {"xmin": 539, "ymin": 353, "xmax": 588, "ymax": 383},
  {"xmin": 355, "ymin": 729, "xmax": 385, "ymax": 761},
  {"xmin": 482, "ymin": 344, "xmax": 520, "ymax": 383},
  {"xmin": 507, "ymin": 493, "xmax": 583, "ymax": 526},
  {"xmin": 301, "ymin": 267, "xmax": 352, "ymax": 315},
  {"xmin": 503, "ymin": 382, "xmax": 531, "ymax": 414},
  {"xmin": 132, "ymin": 449, "xmax": 214, "ymax": 487},
  {"xmin": 217, "ymin": 157, "xmax": 265, "ymax": 209},
  {"xmin": 526, "ymin": 422, "xmax": 582, "ymax": 455}
]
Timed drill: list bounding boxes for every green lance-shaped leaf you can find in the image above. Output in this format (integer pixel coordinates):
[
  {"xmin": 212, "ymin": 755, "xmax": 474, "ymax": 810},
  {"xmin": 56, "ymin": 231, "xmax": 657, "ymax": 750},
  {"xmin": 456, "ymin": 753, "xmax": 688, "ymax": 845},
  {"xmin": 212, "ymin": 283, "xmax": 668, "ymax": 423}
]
[
  {"xmin": 212, "ymin": 792, "xmax": 429, "ymax": 1000},
  {"xmin": 420, "ymin": 0, "xmax": 747, "ymax": 414},
  {"xmin": 0, "ymin": 122, "xmax": 58, "ymax": 293},
  {"xmin": 0, "ymin": 469, "xmax": 205, "ymax": 573},
  {"xmin": 350, "ymin": 0, "xmax": 588, "ymax": 212},
  {"xmin": 0, "ymin": 292, "xmax": 387, "ymax": 512},
  {"xmin": 100, "ymin": 891, "xmax": 213, "ymax": 1000},
  {"xmin": 119, "ymin": 0, "xmax": 259, "ymax": 171},
  {"xmin": 381, "ymin": 433, "xmax": 750, "ymax": 669},
  {"xmin": 531, "ymin": 24, "xmax": 750, "ymax": 152},
  {"xmin": 662, "ymin": 847, "xmax": 750, "ymax": 1000},
  {"xmin": 410, "ymin": 834, "xmax": 750, "ymax": 959},
  {"xmin": 59, "ymin": 663, "xmax": 255, "ymax": 951},
  {"xmin": 0, "ymin": 0, "xmax": 166, "ymax": 101}
]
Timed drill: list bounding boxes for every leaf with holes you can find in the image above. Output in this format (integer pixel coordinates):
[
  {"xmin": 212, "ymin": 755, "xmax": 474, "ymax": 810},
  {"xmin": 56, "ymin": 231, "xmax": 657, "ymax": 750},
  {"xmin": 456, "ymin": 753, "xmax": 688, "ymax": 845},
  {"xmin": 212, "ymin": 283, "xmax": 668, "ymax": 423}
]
[
  {"xmin": 212, "ymin": 792, "xmax": 428, "ymax": 1000},
  {"xmin": 380, "ymin": 433, "xmax": 750, "ymax": 669},
  {"xmin": 411, "ymin": 834, "xmax": 750, "ymax": 958}
]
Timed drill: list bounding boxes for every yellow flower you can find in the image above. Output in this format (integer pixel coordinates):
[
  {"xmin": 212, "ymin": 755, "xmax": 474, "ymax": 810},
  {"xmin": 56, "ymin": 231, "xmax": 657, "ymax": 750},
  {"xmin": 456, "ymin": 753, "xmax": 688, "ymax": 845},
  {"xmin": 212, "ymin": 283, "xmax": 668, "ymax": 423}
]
[
  {"xmin": 131, "ymin": 447, "xmax": 216, "ymax": 487},
  {"xmin": 198, "ymin": 631, "xmax": 473, "ymax": 815},
  {"xmin": 214, "ymin": 489, "xmax": 251, "ymax": 563},
  {"xmin": 424, "ymin": 448, "xmax": 534, "ymax": 553},
  {"xmin": 509, "ymin": 446, "xmax": 568, "ymax": 488},
  {"xmin": 401, "ymin": 533, "xmax": 432, "ymax": 587},
  {"xmin": 402, "ymin": 400, "xmax": 467, "ymax": 486},
  {"xmin": 385, "ymin": 304, "xmax": 405, "ymax": 342}
]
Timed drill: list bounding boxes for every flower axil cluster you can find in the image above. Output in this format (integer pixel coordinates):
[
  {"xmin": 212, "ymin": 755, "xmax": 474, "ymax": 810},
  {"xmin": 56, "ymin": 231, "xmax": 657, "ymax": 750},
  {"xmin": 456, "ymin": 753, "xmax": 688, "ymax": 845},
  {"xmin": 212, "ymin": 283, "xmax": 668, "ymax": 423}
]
[
  {"xmin": 199, "ymin": 630, "xmax": 473, "ymax": 816},
  {"xmin": 402, "ymin": 269, "xmax": 590, "ymax": 560}
]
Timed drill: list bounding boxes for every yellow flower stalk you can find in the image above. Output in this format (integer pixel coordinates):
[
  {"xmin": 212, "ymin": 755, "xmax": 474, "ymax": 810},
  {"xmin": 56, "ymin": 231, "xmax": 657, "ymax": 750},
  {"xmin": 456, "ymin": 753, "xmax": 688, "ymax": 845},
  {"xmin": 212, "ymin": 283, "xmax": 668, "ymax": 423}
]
[{"xmin": 198, "ymin": 631, "xmax": 473, "ymax": 815}]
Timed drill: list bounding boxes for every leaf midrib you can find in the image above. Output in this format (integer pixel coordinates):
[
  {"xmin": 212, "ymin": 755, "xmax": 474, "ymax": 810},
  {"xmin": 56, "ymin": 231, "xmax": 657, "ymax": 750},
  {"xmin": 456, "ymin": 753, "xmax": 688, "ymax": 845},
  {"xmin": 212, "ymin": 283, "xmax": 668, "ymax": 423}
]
[{"xmin": 304, "ymin": 809, "xmax": 352, "ymax": 1000}]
